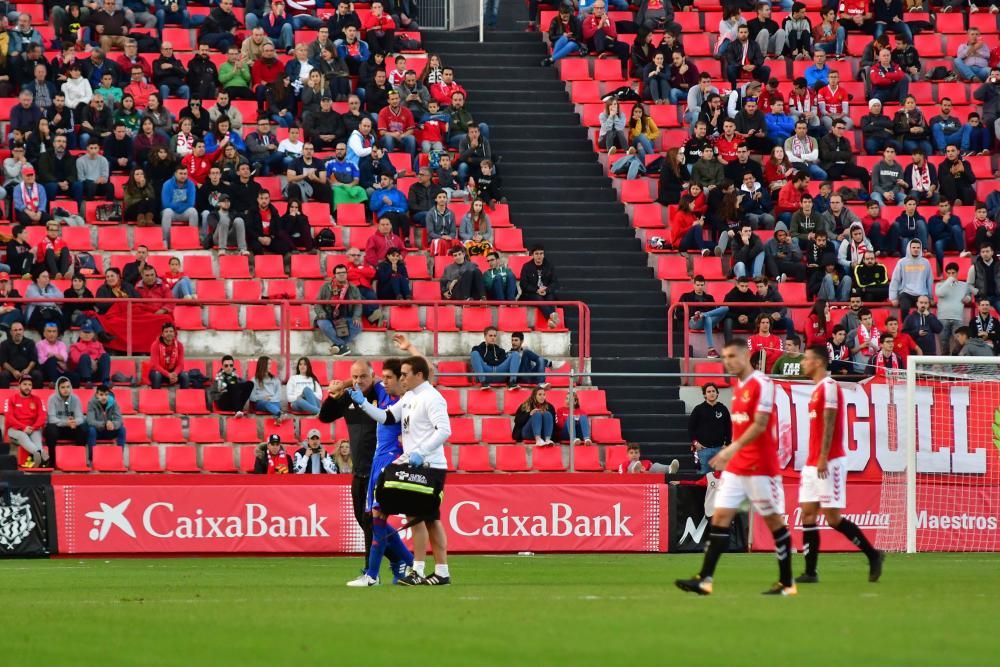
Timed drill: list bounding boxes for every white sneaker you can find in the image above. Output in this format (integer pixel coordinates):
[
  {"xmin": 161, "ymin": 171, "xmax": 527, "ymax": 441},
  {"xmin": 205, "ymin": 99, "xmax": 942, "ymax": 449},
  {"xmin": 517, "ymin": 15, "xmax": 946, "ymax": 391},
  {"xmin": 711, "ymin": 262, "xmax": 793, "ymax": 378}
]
[
  {"xmin": 346, "ymin": 574, "xmax": 380, "ymax": 587},
  {"xmin": 668, "ymin": 459, "xmax": 681, "ymax": 474}
]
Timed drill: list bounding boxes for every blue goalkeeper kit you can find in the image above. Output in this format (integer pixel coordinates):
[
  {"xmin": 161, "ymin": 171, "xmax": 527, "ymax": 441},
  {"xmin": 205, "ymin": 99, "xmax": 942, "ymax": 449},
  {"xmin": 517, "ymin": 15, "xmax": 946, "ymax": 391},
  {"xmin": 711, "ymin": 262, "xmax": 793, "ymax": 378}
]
[{"xmin": 365, "ymin": 382, "xmax": 413, "ymax": 581}]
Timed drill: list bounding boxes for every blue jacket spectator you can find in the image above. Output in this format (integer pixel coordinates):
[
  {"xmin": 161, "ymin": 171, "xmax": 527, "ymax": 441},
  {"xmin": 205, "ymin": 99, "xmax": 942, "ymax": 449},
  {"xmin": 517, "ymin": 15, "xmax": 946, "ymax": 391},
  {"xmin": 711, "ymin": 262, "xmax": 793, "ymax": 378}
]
[{"xmin": 161, "ymin": 172, "xmax": 197, "ymax": 214}]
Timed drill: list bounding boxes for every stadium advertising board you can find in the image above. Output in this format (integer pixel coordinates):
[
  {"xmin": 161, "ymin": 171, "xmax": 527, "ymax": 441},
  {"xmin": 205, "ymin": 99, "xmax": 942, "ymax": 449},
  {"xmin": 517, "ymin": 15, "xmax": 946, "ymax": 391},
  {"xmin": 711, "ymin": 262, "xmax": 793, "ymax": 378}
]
[
  {"xmin": 53, "ymin": 477, "xmax": 664, "ymax": 554},
  {"xmin": 751, "ymin": 482, "xmax": 1000, "ymax": 552},
  {"xmin": 775, "ymin": 380, "xmax": 998, "ymax": 481}
]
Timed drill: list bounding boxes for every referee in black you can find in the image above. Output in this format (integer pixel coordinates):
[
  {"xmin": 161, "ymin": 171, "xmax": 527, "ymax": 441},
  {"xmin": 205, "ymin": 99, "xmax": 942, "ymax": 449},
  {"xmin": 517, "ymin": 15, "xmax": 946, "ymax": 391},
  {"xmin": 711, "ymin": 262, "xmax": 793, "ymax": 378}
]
[{"xmin": 320, "ymin": 360, "xmax": 379, "ymax": 569}]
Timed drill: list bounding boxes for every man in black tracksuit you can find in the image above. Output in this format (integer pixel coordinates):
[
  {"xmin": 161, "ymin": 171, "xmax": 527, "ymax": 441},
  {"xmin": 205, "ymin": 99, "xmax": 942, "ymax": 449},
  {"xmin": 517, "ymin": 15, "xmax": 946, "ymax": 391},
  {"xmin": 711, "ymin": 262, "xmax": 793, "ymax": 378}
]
[{"xmin": 319, "ymin": 361, "xmax": 379, "ymax": 568}]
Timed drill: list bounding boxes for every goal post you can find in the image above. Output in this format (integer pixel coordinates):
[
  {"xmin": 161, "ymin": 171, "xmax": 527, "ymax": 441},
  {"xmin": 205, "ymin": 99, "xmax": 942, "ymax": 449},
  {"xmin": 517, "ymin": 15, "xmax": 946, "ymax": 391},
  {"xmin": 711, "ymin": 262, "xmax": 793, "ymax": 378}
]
[{"xmin": 884, "ymin": 356, "xmax": 1000, "ymax": 553}]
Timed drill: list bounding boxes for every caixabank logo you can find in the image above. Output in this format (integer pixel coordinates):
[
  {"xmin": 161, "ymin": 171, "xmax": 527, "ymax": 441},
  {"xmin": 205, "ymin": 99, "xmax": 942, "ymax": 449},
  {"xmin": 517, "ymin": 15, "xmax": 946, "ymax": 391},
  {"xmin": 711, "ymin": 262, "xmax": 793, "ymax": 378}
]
[{"xmin": 58, "ymin": 485, "xmax": 362, "ymax": 554}]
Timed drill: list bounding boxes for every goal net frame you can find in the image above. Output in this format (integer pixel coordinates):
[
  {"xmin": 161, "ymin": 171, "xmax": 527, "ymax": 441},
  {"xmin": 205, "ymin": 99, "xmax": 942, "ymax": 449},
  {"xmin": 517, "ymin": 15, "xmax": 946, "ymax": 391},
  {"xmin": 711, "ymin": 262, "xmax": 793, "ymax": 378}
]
[{"xmin": 903, "ymin": 355, "xmax": 1000, "ymax": 553}]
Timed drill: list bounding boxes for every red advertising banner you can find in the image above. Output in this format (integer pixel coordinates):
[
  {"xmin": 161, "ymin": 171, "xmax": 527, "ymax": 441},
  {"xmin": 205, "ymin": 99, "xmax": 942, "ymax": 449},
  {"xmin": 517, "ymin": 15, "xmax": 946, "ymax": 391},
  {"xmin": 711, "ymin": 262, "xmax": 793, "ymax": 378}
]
[
  {"xmin": 55, "ymin": 482, "xmax": 364, "ymax": 554},
  {"xmin": 54, "ymin": 476, "xmax": 664, "ymax": 555},
  {"xmin": 751, "ymin": 482, "xmax": 1000, "ymax": 552},
  {"xmin": 774, "ymin": 379, "xmax": 1000, "ymax": 482}
]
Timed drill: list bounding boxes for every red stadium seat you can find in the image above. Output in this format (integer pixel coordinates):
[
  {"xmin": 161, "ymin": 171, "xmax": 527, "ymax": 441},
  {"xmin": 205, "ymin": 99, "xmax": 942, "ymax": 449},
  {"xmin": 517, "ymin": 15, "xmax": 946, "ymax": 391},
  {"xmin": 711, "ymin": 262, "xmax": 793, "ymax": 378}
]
[
  {"xmin": 604, "ymin": 445, "xmax": 628, "ymax": 472},
  {"xmin": 577, "ymin": 390, "xmax": 609, "ymax": 415},
  {"xmin": 128, "ymin": 446, "xmax": 162, "ymax": 471},
  {"xmin": 448, "ymin": 417, "xmax": 477, "ymax": 443},
  {"xmin": 291, "ymin": 254, "xmax": 324, "ymax": 278},
  {"xmin": 151, "ymin": 417, "xmax": 184, "ymax": 443},
  {"xmin": 497, "ymin": 307, "xmax": 530, "ymax": 330},
  {"xmin": 137, "ymin": 389, "xmax": 171, "ymax": 414},
  {"xmin": 92, "ymin": 445, "xmax": 126, "ymax": 472},
  {"xmin": 196, "ymin": 280, "xmax": 227, "ymax": 301},
  {"xmin": 466, "ymin": 390, "xmax": 500, "ymax": 415},
  {"xmin": 335, "ymin": 203, "xmax": 367, "ymax": 226},
  {"xmin": 262, "ymin": 419, "xmax": 296, "ymax": 444},
  {"xmin": 592, "ymin": 418, "xmax": 625, "ymax": 444},
  {"xmin": 572, "ymin": 445, "xmax": 603, "ymax": 472},
  {"xmin": 55, "ymin": 446, "xmax": 90, "ymax": 472},
  {"xmin": 457, "ymin": 445, "xmax": 492, "ymax": 472},
  {"xmin": 175, "ymin": 388, "xmax": 210, "ymax": 415},
  {"xmin": 202, "ymin": 446, "xmax": 237, "ymax": 472},
  {"xmin": 426, "ymin": 306, "xmax": 459, "ymax": 332},
  {"xmin": 481, "ymin": 417, "xmax": 514, "ymax": 444},
  {"xmin": 62, "ymin": 226, "xmax": 93, "ymax": 251},
  {"xmin": 493, "ymin": 227, "xmax": 526, "ymax": 252},
  {"xmin": 245, "ymin": 305, "xmax": 278, "ymax": 330},
  {"xmin": 226, "ymin": 418, "xmax": 260, "ymax": 444},
  {"xmin": 173, "ymin": 305, "xmax": 206, "ymax": 330},
  {"xmin": 267, "ymin": 279, "xmax": 297, "ymax": 299},
  {"xmin": 461, "ymin": 306, "xmax": 494, "ymax": 332},
  {"xmin": 170, "ymin": 226, "xmax": 202, "ymax": 250},
  {"xmin": 134, "ymin": 226, "xmax": 166, "ymax": 251},
  {"xmin": 388, "ymin": 305, "xmax": 421, "ymax": 331},
  {"xmin": 165, "ymin": 446, "xmax": 200, "ymax": 472},
  {"xmin": 503, "ymin": 388, "xmax": 532, "ymax": 414},
  {"xmin": 123, "ymin": 417, "xmax": 150, "ymax": 443},
  {"xmin": 184, "ymin": 255, "xmax": 215, "ymax": 279},
  {"xmin": 189, "ymin": 417, "xmax": 223, "ymax": 444},
  {"xmin": 558, "ymin": 58, "xmax": 590, "ymax": 81},
  {"xmin": 218, "ymin": 255, "xmax": 252, "ymax": 279},
  {"xmin": 495, "ymin": 445, "xmax": 529, "ymax": 472},
  {"xmin": 532, "ymin": 445, "xmax": 566, "ymax": 471},
  {"xmin": 620, "ymin": 180, "xmax": 653, "ymax": 203},
  {"xmin": 571, "ymin": 80, "xmax": 602, "ymax": 104},
  {"xmin": 438, "ymin": 388, "xmax": 463, "ymax": 415},
  {"xmin": 207, "ymin": 305, "xmax": 241, "ymax": 330},
  {"xmin": 254, "ymin": 254, "xmax": 287, "ymax": 278},
  {"xmin": 97, "ymin": 227, "xmax": 130, "ymax": 251},
  {"xmin": 302, "ymin": 202, "xmax": 334, "ymax": 227},
  {"xmin": 239, "ymin": 445, "xmax": 259, "ymax": 472}
]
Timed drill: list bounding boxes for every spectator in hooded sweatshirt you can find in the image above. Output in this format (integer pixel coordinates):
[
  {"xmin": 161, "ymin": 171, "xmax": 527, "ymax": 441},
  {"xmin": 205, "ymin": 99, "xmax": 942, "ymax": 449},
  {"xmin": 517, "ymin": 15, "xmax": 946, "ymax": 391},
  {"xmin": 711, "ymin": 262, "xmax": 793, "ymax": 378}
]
[
  {"xmin": 85, "ymin": 384, "xmax": 125, "ymax": 452},
  {"xmin": 45, "ymin": 376, "xmax": 86, "ymax": 466},
  {"xmin": 889, "ymin": 238, "xmax": 934, "ymax": 317},
  {"xmin": 936, "ymin": 262, "xmax": 974, "ymax": 353},
  {"xmin": 763, "ymin": 222, "xmax": 805, "ymax": 282},
  {"xmin": 470, "ymin": 326, "xmax": 522, "ymax": 388}
]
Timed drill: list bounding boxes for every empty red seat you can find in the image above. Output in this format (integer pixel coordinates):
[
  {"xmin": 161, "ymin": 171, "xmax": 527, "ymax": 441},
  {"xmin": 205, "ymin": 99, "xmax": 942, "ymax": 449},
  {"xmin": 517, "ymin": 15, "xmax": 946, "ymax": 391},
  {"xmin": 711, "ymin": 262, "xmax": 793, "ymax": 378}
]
[
  {"xmin": 592, "ymin": 418, "xmax": 625, "ymax": 444},
  {"xmin": 425, "ymin": 305, "xmax": 458, "ymax": 332},
  {"xmin": 218, "ymin": 255, "xmax": 252, "ymax": 278},
  {"xmin": 55, "ymin": 446, "xmax": 90, "ymax": 472},
  {"xmin": 197, "ymin": 280, "xmax": 227, "ymax": 301},
  {"xmin": 226, "ymin": 418, "xmax": 260, "ymax": 443},
  {"xmin": 92, "ymin": 445, "xmax": 126, "ymax": 472},
  {"xmin": 436, "ymin": 360, "xmax": 470, "ymax": 387},
  {"xmin": 604, "ymin": 445, "xmax": 628, "ymax": 472},
  {"xmin": 254, "ymin": 254, "xmax": 287, "ymax": 278},
  {"xmin": 175, "ymin": 388, "xmax": 210, "ymax": 415},
  {"xmin": 302, "ymin": 201, "xmax": 334, "ymax": 227},
  {"xmin": 620, "ymin": 180, "xmax": 653, "ymax": 204},
  {"xmin": 558, "ymin": 58, "xmax": 590, "ymax": 81},
  {"xmin": 481, "ymin": 417, "xmax": 514, "ymax": 444},
  {"xmin": 461, "ymin": 306, "xmax": 493, "ymax": 332},
  {"xmin": 262, "ymin": 419, "xmax": 296, "ymax": 444},
  {"xmin": 170, "ymin": 226, "xmax": 202, "ymax": 250},
  {"xmin": 495, "ymin": 445, "xmax": 529, "ymax": 472},
  {"xmin": 184, "ymin": 255, "xmax": 215, "ymax": 279},
  {"xmin": 62, "ymin": 226, "xmax": 93, "ymax": 251},
  {"xmin": 173, "ymin": 305, "xmax": 206, "ymax": 330},
  {"xmin": 151, "ymin": 417, "xmax": 184, "ymax": 443},
  {"xmin": 572, "ymin": 445, "xmax": 603, "ymax": 472},
  {"xmin": 404, "ymin": 254, "xmax": 430, "ymax": 279},
  {"xmin": 165, "ymin": 446, "xmax": 199, "ymax": 472},
  {"xmin": 245, "ymin": 305, "xmax": 278, "ymax": 330},
  {"xmin": 207, "ymin": 305, "xmax": 241, "ymax": 329},
  {"xmin": 189, "ymin": 417, "xmax": 223, "ymax": 443},
  {"xmin": 448, "ymin": 417, "xmax": 476, "ymax": 443},
  {"xmin": 335, "ymin": 203, "xmax": 367, "ymax": 226},
  {"xmin": 202, "ymin": 445, "xmax": 237, "ymax": 472},
  {"xmin": 388, "ymin": 305, "xmax": 421, "ymax": 331},
  {"xmin": 457, "ymin": 445, "xmax": 492, "ymax": 472},
  {"xmin": 503, "ymin": 388, "xmax": 532, "ymax": 414},
  {"xmin": 128, "ymin": 445, "xmax": 162, "ymax": 471},
  {"xmin": 291, "ymin": 254, "xmax": 323, "ymax": 278},
  {"xmin": 97, "ymin": 227, "xmax": 130, "ymax": 251},
  {"xmin": 496, "ymin": 307, "xmax": 530, "ymax": 330},
  {"xmin": 493, "ymin": 227, "xmax": 525, "ymax": 252},
  {"xmin": 123, "ymin": 416, "xmax": 150, "ymax": 443},
  {"xmin": 134, "ymin": 226, "xmax": 166, "ymax": 251},
  {"xmin": 138, "ymin": 388, "xmax": 171, "ymax": 414},
  {"xmin": 466, "ymin": 390, "xmax": 500, "ymax": 415},
  {"xmin": 577, "ymin": 390, "xmax": 609, "ymax": 415},
  {"xmin": 239, "ymin": 445, "xmax": 259, "ymax": 472},
  {"xmin": 532, "ymin": 445, "xmax": 566, "ymax": 471},
  {"xmin": 438, "ymin": 388, "xmax": 463, "ymax": 415},
  {"xmin": 693, "ymin": 362, "xmax": 729, "ymax": 387}
]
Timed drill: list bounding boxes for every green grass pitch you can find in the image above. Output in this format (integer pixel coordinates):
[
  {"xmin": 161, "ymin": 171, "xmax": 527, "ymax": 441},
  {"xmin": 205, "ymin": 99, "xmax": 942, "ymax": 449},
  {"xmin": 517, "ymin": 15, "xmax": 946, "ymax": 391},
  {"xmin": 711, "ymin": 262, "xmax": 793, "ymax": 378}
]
[{"xmin": 4, "ymin": 553, "xmax": 998, "ymax": 666}]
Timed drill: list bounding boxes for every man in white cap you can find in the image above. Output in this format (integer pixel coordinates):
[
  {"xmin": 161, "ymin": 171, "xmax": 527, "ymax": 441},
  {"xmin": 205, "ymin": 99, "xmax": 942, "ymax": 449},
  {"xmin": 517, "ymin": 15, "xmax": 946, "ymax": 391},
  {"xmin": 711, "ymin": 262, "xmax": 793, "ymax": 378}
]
[{"xmin": 293, "ymin": 428, "xmax": 338, "ymax": 474}]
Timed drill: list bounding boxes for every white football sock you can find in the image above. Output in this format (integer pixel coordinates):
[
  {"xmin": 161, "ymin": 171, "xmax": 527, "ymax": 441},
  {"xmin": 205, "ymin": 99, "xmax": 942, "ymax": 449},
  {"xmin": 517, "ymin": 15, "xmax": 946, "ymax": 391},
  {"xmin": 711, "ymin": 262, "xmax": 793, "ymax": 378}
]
[
  {"xmin": 413, "ymin": 561, "xmax": 425, "ymax": 577},
  {"xmin": 435, "ymin": 564, "xmax": 450, "ymax": 578}
]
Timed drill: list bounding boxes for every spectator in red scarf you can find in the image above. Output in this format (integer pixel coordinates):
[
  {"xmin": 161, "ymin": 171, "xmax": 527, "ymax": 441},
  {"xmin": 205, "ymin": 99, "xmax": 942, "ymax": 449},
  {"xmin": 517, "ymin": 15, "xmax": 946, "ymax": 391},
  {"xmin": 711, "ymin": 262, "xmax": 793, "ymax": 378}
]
[
  {"xmin": 871, "ymin": 334, "xmax": 901, "ymax": 377},
  {"xmin": 254, "ymin": 434, "xmax": 292, "ymax": 473},
  {"xmin": 35, "ymin": 220, "xmax": 73, "ymax": 279},
  {"xmin": 148, "ymin": 322, "xmax": 190, "ymax": 389}
]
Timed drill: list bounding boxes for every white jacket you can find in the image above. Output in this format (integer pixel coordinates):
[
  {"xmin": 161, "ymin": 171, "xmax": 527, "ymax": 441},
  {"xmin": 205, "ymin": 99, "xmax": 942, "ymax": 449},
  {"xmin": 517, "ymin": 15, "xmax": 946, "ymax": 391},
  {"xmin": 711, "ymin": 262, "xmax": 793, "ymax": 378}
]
[{"xmin": 61, "ymin": 77, "xmax": 93, "ymax": 110}]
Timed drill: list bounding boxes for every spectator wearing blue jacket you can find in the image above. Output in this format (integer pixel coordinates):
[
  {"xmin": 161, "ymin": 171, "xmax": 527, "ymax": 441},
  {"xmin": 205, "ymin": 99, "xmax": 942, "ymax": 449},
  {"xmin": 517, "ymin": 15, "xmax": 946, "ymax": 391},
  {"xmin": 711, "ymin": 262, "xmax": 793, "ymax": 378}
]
[
  {"xmin": 765, "ymin": 99, "xmax": 796, "ymax": 146},
  {"xmin": 927, "ymin": 201, "xmax": 968, "ymax": 276},
  {"xmin": 337, "ymin": 26, "xmax": 371, "ymax": 75},
  {"xmin": 369, "ymin": 173, "xmax": 410, "ymax": 243},
  {"xmin": 160, "ymin": 166, "xmax": 198, "ymax": 244},
  {"xmin": 205, "ymin": 117, "xmax": 247, "ymax": 156}
]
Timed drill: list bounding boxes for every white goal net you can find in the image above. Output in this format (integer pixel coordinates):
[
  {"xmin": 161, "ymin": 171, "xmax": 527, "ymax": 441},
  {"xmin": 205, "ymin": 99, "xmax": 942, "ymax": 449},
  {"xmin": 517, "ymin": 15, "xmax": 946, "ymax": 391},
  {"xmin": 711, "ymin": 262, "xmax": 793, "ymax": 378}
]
[{"xmin": 876, "ymin": 357, "xmax": 1000, "ymax": 553}]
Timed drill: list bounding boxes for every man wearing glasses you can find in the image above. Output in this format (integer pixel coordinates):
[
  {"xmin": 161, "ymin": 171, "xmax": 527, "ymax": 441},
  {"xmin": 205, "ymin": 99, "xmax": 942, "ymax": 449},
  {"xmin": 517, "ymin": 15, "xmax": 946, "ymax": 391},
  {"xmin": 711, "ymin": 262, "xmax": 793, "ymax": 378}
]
[{"xmin": 208, "ymin": 354, "xmax": 254, "ymax": 416}]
